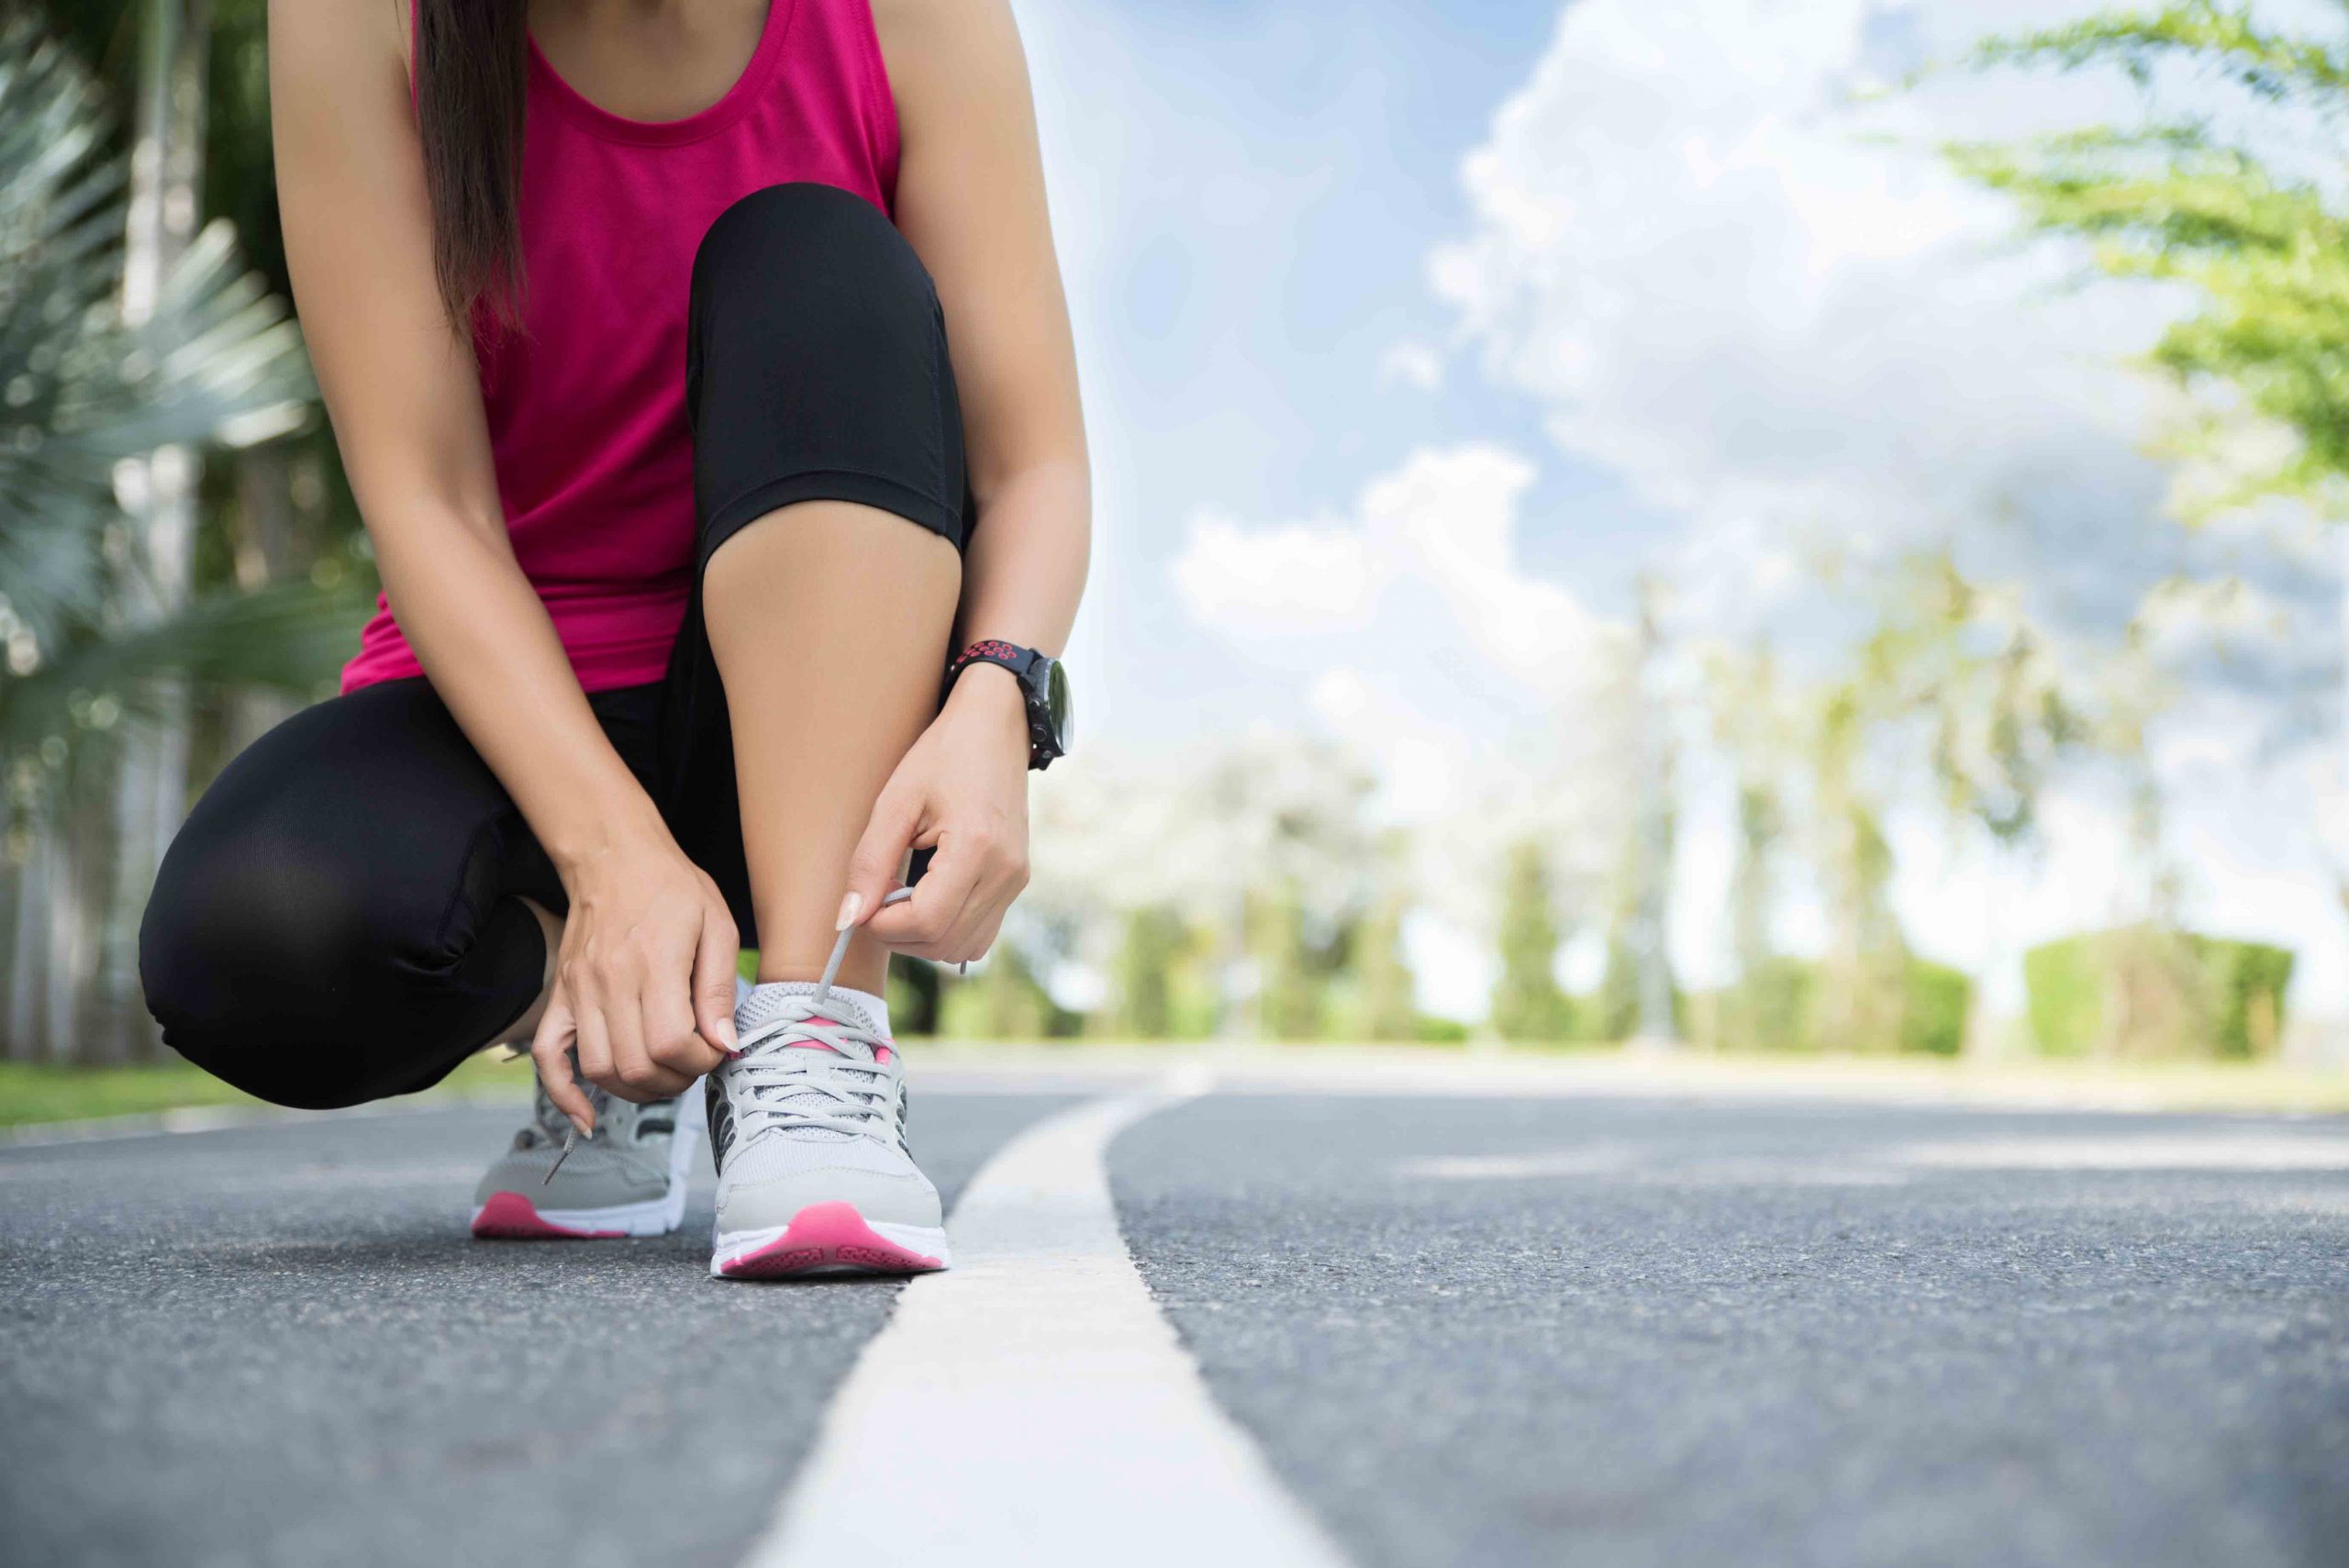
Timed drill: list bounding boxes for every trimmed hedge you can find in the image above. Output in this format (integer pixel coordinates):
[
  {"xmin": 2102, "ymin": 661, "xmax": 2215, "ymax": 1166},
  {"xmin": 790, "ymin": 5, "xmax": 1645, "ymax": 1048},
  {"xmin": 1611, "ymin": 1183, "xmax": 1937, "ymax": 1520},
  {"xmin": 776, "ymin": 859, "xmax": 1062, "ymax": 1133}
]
[
  {"xmin": 1687, "ymin": 953, "xmax": 1971, "ymax": 1054},
  {"xmin": 1901, "ymin": 957, "xmax": 1973, "ymax": 1057},
  {"xmin": 2023, "ymin": 927, "xmax": 2295, "ymax": 1060}
]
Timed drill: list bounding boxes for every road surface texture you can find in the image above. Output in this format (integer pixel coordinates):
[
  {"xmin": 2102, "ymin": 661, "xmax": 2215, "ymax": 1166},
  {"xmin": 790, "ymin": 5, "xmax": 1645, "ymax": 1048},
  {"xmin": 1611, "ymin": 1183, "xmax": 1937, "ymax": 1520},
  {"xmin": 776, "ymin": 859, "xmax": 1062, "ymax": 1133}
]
[{"xmin": 3, "ymin": 1061, "xmax": 2343, "ymax": 1568}]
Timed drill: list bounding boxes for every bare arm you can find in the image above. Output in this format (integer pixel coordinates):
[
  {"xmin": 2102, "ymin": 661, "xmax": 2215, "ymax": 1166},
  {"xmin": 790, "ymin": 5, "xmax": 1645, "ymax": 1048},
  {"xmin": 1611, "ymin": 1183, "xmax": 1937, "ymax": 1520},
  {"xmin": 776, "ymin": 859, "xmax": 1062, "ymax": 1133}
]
[
  {"xmin": 843, "ymin": 0, "xmax": 1091, "ymax": 960},
  {"xmin": 878, "ymin": 0, "xmax": 1090, "ymax": 660},
  {"xmin": 271, "ymin": 0, "xmax": 734, "ymax": 1115}
]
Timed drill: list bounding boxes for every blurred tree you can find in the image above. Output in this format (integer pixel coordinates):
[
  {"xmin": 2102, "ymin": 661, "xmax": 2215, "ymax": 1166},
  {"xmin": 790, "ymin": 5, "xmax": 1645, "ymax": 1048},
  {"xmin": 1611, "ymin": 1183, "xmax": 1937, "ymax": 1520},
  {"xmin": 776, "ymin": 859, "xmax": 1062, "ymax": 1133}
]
[
  {"xmin": 939, "ymin": 941, "xmax": 1070, "ymax": 1040},
  {"xmin": 1250, "ymin": 878, "xmax": 1322, "ymax": 1042},
  {"xmin": 1110, "ymin": 905, "xmax": 1185, "ymax": 1040},
  {"xmin": 1805, "ymin": 684, "xmax": 1909, "ymax": 1054},
  {"xmin": 1952, "ymin": 2, "xmax": 2349, "ymax": 839},
  {"xmin": 1622, "ymin": 581, "xmax": 1678, "ymax": 1045},
  {"xmin": 1956, "ymin": 4, "xmax": 2349, "ymax": 516},
  {"xmin": 1029, "ymin": 736, "xmax": 1377, "ymax": 1041},
  {"xmin": 1490, "ymin": 840, "xmax": 1570, "ymax": 1042},
  {"xmin": 0, "ymin": 18, "xmax": 328, "ymax": 1059},
  {"xmin": 1704, "ymin": 646, "xmax": 1797, "ymax": 1051},
  {"xmin": 1349, "ymin": 874, "xmax": 1418, "ymax": 1043}
]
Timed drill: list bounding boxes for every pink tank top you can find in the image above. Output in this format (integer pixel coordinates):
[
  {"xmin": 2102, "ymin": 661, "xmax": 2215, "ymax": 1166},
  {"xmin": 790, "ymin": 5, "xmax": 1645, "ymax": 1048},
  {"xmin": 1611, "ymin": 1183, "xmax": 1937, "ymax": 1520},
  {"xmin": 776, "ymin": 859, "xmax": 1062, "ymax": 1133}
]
[{"xmin": 342, "ymin": 0, "xmax": 901, "ymax": 694}]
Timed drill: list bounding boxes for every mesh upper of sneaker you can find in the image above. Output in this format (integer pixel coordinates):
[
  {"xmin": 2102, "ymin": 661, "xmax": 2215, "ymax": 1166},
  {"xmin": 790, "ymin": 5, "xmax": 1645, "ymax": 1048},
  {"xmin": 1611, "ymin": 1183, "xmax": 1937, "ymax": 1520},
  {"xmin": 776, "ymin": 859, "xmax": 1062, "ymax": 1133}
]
[{"xmin": 473, "ymin": 1076, "xmax": 676, "ymax": 1207}]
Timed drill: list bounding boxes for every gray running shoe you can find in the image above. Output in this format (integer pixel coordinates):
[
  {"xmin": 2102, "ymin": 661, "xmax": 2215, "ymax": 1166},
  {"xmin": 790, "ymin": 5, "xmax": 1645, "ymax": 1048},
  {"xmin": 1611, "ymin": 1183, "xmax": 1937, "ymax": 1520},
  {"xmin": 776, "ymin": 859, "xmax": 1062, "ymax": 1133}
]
[
  {"xmin": 707, "ymin": 987, "xmax": 949, "ymax": 1279},
  {"xmin": 471, "ymin": 1068, "xmax": 704, "ymax": 1240}
]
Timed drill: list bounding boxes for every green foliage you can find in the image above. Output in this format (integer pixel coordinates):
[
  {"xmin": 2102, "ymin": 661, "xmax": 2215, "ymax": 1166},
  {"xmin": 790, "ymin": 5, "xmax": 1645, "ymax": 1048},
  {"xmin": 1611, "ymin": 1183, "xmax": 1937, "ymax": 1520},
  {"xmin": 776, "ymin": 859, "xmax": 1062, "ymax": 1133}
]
[
  {"xmin": 2026, "ymin": 925, "xmax": 2295, "ymax": 1058},
  {"xmin": 0, "ymin": 17, "xmax": 334, "ymax": 817},
  {"xmin": 1590, "ymin": 926, "xmax": 1636, "ymax": 1043},
  {"xmin": 41, "ymin": 0, "xmax": 285, "ymax": 291},
  {"xmin": 939, "ymin": 941, "xmax": 1079, "ymax": 1041},
  {"xmin": 1715, "ymin": 955, "xmax": 1815, "ymax": 1053},
  {"xmin": 1900, "ymin": 957, "xmax": 1974, "ymax": 1058},
  {"xmin": 885, "ymin": 954, "xmax": 941, "ymax": 1036},
  {"xmin": 1111, "ymin": 906, "xmax": 1183, "ymax": 1039},
  {"xmin": 1250, "ymin": 881, "xmax": 1323, "ymax": 1042},
  {"xmin": 1345, "ymin": 888, "xmax": 1418, "ymax": 1042},
  {"xmin": 1412, "ymin": 1014, "xmax": 1472, "ymax": 1046},
  {"xmin": 1954, "ymin": 4, "xmax": 2349, "ymax": 519},
  {"xmin": 1490, "ymin": 840, "xmax": 1571, "ymax": 1041},
  {"xmin": 2216, "ymin": 940, "xmax": 2296, "ymax": 1057},
  {"xmin": 2023, "ymin": 935, "xmax": 2105, "ymax": 1058},
  {"xmin": 0, "ymin": 1052, "xmax": 531, "ymax": 1128},
  {"xmin": 1969, "ymin": 3, "xmax": 2349, "ymax": 104},
  {"xmin": 1689, "ymin": 955, "xmax": 1969, "ymax": 1055}
]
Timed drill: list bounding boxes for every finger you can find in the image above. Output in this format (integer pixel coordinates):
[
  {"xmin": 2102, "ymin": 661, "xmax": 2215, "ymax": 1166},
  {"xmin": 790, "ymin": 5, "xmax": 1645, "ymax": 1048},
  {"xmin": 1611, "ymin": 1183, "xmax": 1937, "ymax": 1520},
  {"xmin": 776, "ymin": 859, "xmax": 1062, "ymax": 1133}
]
[
  {"xmin": 692, "ymin": 905, "xmax": 741, "ymax": 1056},
  {"xmin": 645, "ymin": 934, "xmax": 726, "ymax": 1081},
  {"xmin": 603, "ymin": 968, "xmax": 688, "ymax": 1103},
  {"xmin": 529, "ymin": 994, "xmax": 595, "ymax": 1138},
  {"xmin": 573, "ymin": 987, "xmax": 617, "ymax": 1099},
  {"xmin": 940, "ymin": 877, "xmax": 1018, "ymax": 964},
  {"xmin": 840, "ymin": 787, "xmax": 923, "ymax": 934},
  {"xmin": 866, "ymin": 850, "xmax": 979, "ymax": 954}
]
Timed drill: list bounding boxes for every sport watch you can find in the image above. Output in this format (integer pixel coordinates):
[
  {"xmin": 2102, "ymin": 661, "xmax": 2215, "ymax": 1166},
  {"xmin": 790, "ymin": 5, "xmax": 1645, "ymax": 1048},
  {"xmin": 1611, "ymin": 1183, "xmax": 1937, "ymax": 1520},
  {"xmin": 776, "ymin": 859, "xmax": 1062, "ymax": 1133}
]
[{"xmin": 942, "ymin": 639, "xmax": 1074, "ymax": 771}]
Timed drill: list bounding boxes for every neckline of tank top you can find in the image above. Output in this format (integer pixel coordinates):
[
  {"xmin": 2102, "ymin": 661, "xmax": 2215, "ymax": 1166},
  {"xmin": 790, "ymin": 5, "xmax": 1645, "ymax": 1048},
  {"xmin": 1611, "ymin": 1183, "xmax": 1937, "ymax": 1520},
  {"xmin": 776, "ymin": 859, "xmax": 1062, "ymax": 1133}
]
[{"xmin": 525, "ymin": 0, "xmax": 796, "ymax": 149}]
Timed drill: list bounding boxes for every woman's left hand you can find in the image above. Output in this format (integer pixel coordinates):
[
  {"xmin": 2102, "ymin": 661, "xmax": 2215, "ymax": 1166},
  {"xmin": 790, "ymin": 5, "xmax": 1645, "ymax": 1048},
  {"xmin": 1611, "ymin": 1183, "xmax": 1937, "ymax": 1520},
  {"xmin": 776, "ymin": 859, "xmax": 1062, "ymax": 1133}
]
[{"xmin": 839, "ymin": 663, "xmax": 1031, "ymax": 963}]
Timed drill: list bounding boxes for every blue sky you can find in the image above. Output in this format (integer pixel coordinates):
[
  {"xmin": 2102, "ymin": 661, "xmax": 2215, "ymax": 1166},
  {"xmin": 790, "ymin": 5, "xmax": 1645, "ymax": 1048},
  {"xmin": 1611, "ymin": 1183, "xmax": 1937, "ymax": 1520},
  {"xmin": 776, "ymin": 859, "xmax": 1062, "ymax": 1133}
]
[
  {"xmin": 1010, "ymin": 0, "xmax": 2347, "ymax": 1027},
  {"xmin": 1026, "ymin": 0, "xmax": 1660, "ymax": 734}
]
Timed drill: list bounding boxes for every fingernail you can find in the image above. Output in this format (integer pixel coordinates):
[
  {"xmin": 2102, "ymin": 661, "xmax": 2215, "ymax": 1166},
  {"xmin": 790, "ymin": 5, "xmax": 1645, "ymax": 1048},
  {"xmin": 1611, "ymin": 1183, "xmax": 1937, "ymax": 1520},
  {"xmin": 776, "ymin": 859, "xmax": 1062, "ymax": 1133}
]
[
  {"xmin": 835, "ymin": 891, "xmax": 863, "ymax": 930},
  {"xmin": 571, "ymin": 1113, "xmax": 593, "ymax": 1138}
]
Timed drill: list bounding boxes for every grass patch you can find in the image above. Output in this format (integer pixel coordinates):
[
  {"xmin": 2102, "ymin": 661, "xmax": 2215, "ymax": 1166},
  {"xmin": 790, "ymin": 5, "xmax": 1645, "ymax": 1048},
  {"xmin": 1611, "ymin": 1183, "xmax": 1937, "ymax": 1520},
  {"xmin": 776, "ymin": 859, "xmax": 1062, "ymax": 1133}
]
[{"xmin": 0, "ymin": 1053, "xmax": 537, "ymax": 1130}]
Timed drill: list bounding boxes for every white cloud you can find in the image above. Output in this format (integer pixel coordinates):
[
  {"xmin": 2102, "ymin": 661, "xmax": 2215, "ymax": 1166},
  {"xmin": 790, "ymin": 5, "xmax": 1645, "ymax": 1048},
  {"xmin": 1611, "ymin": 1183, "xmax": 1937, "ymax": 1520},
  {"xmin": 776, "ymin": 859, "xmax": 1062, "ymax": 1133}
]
[
  {"xmin": 1376, "ymin": 340, "xmax": 1445, "ymax": 392},
  {"xmin": 1176, "ymin": 443, "xmax": 1624, "ymax": 701},
  {"xmin": 1428, "ymin": 0, "xmax": 2222, "ymax": 645},
  {"xmin": 1174, "ymin": 515, "xmax": 1382, "ymax": 631}
]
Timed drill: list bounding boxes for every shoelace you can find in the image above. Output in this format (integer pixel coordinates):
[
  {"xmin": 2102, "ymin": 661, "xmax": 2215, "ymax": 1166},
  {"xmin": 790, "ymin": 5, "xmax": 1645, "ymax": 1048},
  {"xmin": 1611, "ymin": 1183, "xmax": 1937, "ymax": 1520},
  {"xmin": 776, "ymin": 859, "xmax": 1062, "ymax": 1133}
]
[
  {"xmin": 549, "ymin": 887, "xmax": 922, "ymax": 1176},
  {"xmin": 726, "ymin": 1004, "xmax": 896, "ymax": 1142},
  {"xmin": 724, "ymin": 884, "xmax": 918, "ymax": 1145}
]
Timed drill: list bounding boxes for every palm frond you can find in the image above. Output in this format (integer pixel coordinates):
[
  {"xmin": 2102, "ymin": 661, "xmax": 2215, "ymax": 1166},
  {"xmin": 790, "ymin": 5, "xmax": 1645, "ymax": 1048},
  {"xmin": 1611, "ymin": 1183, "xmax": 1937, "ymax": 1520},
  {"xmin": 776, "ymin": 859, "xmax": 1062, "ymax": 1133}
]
[
  {"xmin": 0, "ymin": 16, "xmax": 315, "ymax": 657},
  {"xmin": 1, "ymin": 579, "xmax": 363, "ymax": 768}
]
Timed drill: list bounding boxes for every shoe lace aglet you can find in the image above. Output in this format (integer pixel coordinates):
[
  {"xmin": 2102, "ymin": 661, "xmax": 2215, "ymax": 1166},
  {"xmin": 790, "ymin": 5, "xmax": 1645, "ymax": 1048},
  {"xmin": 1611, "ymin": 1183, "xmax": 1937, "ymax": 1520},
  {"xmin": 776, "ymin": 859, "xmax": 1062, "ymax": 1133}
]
[
  {"xmin": 812, "ymin": 885, "xmax": 920, "ymax": 1005},
  {"xmin": 544, "ymin": 1127, "xmax": 577, "ymax": 1186}
]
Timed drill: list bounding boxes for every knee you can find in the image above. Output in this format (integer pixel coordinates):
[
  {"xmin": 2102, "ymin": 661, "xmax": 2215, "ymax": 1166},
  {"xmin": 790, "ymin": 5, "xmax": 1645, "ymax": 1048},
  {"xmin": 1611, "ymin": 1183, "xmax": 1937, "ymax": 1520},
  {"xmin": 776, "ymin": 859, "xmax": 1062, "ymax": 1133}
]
[
  {"xmin": 691, "ymin": 182, "xmax": 939, "ymax": 335},
  {"xmin": 140, "ymin": 818, "xmax": 381, "ymax": 1108},
  {"xmin": 685, "ymin": 183, "xmax": 966, "ymax": 547}
]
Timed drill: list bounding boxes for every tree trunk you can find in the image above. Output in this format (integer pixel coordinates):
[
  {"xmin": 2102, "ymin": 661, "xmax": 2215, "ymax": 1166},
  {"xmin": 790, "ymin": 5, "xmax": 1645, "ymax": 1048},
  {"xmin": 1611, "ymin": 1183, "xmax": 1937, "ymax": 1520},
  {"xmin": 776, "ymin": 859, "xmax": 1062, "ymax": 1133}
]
[
  {"xmin": 7, "ymin": 834, "xmax": 51, "ymax": 1059},
  {"xmin": 1626, "ymin": 582, "xmax": 1679, "ymax": 1048}
]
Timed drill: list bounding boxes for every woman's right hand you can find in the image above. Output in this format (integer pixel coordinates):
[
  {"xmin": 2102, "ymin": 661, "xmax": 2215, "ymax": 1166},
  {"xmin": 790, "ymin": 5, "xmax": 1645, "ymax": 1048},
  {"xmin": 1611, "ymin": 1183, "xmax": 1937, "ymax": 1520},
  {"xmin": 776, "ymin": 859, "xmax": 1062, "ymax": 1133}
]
[{"xmin": 531, "ymin": 826, "xmax": 740, "ymax": 1133}]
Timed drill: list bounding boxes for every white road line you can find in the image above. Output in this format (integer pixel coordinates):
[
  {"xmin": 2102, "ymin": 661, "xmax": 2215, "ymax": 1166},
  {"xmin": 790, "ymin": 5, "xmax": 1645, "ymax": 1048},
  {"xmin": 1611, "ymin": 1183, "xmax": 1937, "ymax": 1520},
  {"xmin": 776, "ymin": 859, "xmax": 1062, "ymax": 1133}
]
[{"xmin": 745, "ymin": 1074, "xmax": 1355, "ymax": 1568}]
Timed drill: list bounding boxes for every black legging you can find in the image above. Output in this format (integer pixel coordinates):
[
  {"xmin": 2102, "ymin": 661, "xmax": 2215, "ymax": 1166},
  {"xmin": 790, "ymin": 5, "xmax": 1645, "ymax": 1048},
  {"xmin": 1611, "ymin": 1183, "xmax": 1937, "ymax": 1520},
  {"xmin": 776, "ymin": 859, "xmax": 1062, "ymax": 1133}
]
[{"xmin": 139, "ymin": 183, "xmax": 968, "ymax": 1110}]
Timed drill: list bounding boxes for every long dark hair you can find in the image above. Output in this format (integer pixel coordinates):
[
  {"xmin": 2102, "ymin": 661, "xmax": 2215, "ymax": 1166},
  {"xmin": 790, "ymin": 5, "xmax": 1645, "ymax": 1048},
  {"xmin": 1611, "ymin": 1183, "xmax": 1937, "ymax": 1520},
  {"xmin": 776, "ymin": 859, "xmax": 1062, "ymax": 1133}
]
[{"xmin": 412, "ymin": 1, "xmax": 529, "ymax": 327}]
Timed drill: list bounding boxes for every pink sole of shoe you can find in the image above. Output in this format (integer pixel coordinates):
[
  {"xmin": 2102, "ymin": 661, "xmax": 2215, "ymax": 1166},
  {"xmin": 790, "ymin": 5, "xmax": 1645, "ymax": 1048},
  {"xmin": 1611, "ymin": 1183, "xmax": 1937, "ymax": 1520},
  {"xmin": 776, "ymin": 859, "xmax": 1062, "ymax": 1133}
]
[
  {"xmin": 718, "ymin": 1200, "xmax": 944, "ymax": 1279},
  {"xmin": 470, "ymin": 1190, "xmax": 626, "ymax": 1240}
]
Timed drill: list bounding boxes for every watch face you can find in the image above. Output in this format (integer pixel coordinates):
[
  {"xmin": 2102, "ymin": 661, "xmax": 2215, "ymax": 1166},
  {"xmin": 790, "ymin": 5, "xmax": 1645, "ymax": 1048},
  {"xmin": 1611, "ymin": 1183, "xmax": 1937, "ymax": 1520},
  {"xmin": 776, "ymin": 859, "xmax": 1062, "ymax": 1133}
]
[{"xmin": 1041, "ymin": 655, "xmax": 1074, "ymax": 756}]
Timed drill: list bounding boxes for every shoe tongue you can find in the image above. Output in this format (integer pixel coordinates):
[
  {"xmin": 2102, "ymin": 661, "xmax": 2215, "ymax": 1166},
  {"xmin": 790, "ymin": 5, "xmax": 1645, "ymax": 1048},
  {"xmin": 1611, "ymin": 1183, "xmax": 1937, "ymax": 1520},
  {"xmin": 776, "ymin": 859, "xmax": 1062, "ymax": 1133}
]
[
  {"xmin": 733, "ymin": 988, "xmax": 889, "ymax": 1142},
  {"xmin": 738, "ymin": 984, "xmax": 881, "ymax": 1050}
]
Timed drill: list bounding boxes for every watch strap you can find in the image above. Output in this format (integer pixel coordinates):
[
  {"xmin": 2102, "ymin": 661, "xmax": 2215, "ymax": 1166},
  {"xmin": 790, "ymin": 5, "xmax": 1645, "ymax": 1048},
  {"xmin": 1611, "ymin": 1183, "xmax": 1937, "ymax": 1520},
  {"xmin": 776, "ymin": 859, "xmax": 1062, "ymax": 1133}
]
[{"xmin": 944, "ymin": 639, "xmax": 1056, "ymax": 769}]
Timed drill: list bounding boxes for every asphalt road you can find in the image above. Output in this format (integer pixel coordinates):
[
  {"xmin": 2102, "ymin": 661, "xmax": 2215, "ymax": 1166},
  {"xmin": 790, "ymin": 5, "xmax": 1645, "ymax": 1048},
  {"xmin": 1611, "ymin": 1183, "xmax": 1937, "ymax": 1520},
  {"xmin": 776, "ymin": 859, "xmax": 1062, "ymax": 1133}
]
[
  {"xmin": 0, "ymin": 1094, "xmax": 1078, "ymax": 1568},
  {"xmin": 4, "ymin": 1079, "xmax": 2345, "ymax": 1568},
  {"xmin": 1115, "ymin": 1093, "xmax": 2349, "ymax": 1568}
]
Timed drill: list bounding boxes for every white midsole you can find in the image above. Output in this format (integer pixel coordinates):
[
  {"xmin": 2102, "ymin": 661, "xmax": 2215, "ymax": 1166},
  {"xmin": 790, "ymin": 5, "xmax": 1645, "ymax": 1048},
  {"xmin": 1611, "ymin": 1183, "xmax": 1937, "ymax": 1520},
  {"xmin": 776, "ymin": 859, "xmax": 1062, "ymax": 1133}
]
[
  {"xmin": 710, "ymin": 1216, "xmax": 952, "ymax": 1275},
  {"xmin": 472, "ymin": 1191, "xmax": 684, "ymax": 1237}
]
